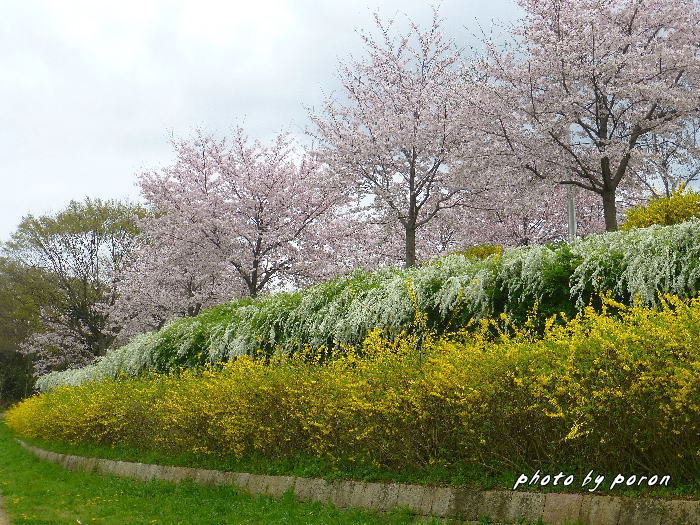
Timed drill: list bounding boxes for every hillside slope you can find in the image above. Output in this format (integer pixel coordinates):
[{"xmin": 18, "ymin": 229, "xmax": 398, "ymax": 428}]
[{"xmin": 38, "ymin": 220, "xmax": 700, "ymax": 391}]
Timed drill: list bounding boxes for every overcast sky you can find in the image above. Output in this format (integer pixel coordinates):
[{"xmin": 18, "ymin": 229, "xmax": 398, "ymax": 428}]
[{"xmin": 0, "ymin": 0, "xmax": 520, "ymax": 241}]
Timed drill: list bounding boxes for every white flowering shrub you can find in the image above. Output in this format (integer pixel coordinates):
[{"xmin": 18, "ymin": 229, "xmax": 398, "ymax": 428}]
[
  {"xmin": 570, "ymin": 220, "xmax": 700, "ymax": 305},
  {"xmin": 38, "ymin": 220, "xmax": 700, "ymax": 391}
]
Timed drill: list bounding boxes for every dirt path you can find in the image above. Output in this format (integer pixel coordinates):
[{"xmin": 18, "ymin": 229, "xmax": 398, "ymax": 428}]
[
  {"xmin": 0, "ymin": 493, "xmax": 9, "ymax": 525},
  {"xmin": 0, "ymin": 414, "xmax": 8, "ymax": 525}
]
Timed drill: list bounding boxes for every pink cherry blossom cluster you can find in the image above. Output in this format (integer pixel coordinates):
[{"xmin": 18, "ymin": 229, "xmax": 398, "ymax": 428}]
[{"xmin": 109, "ymin": 129, "xmax": 346, "ymax": 342}]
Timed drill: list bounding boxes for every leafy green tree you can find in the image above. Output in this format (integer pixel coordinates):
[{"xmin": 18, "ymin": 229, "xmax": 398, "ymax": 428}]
[
  {"xmin": 0, "ymin": 258, "xmax": 46, "ymax": 404},
  {"xmin": 3, "ymin": 198, "xmax": 143, "ymax": 374}
]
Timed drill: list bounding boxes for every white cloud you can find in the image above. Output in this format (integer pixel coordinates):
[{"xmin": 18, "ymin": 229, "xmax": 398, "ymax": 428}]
[{"xmin": 0, "ymin": 0, "xmax": 520, "ymax": 240}]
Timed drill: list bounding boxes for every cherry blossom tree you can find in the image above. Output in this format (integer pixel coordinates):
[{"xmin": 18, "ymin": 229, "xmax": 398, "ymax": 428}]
[
  {"xmin": 107, "ymin": 229, "xmax": 243, "ymax": 344},
  {"xmin": 385, "ymin": 177, "xmax": 610, "ymax": 254},
  {"xmin": 110, "ymin": 129, "xmax": 345, "ymax": 339},
  {"xmin": 475, "ymin": 0, "xmax": 700, "ymax": 230},
  {"xmin": 322, "ymin": 175, "xmax": 613, "ymax": 268},
  {"xmin": 632, "ymin": 119, "xmax": 700, "ymax": 198},
  {"xmin": 309, "ymin": 9, "xmax": 487, "ymax": 268},
  {"xmin": 460, "ymin": 178, "xmax": 611, "ymax": 247}
]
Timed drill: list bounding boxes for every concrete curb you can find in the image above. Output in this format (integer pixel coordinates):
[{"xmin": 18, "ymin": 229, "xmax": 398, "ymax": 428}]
[{"xmin": 17, "ymin": 440, "xmax": 699, "ymax": 525}]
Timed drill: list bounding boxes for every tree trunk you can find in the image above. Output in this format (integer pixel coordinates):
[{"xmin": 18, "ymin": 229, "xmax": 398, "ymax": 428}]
[
  {"xmin": 248, "ymin": 279, "xmax": 258, "ymax": 298},
  {"xmin": 187, "ymin": 303, "xmax": 202, "ymax": 317},
  {"xmin": 602, "ymin": 189, "xmax": 618, "ymax": 232},
  {"xmin": 405, "ymin": 224, "xmax": 416, "ymax": 268},
  {"xmin": 249, "ymin": 238, "xmax": 262, "ymax": 298},
  {"xmin": 405, "ymin": 149, "xmax": 418, "ymax": 269}
]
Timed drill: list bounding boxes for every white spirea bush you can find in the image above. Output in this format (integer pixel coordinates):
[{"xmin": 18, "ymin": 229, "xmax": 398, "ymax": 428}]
[
  {"xmin": 37, "ymin": 220, "xmax": 700, "ymax": 391},
  {"xmin": 570, "ymin": 220, "xmax": 700, "ymax": 304}
]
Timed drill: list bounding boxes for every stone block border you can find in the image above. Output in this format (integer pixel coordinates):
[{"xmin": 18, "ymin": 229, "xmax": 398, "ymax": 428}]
[{"xmin": 17, "ymin": 440, "xmax": 699, "ymax": 525}]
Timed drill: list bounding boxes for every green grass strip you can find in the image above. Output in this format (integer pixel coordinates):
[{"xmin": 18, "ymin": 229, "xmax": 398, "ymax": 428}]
[
  {"xmin": 0, "ymin": 420, "xmax": 440, "ymax": 525},
  {"xmin": 12, "ymin": 426, "xmax": 699, "ymax": 501}
]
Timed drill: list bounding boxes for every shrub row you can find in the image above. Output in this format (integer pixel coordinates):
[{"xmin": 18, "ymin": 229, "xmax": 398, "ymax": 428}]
[
  {"xmin": 38, "ymin": 220, "xmax": 700, "ymax": 391},
  {"xmin": 9, "ymin": 296, "xmax": 700, "ymax": 482}
]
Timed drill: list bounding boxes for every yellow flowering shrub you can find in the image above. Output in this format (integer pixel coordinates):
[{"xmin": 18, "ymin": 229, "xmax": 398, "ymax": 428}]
[
  {"xmin": 621, "ymin": 186, "xmax": 700, "ymax": 230},
  {"xmin": 7, "ymin": 296, "xmax": 699, "ymax": 481},
  {"xmin": 439, "ymin": 244, "xmax": 503, "ymax": 261}
]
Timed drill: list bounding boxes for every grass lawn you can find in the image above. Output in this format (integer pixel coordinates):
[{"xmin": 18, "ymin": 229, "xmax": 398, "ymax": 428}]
[{"xmin": 0, "ymin": 420, "xmax": 443, "ymax": 525}]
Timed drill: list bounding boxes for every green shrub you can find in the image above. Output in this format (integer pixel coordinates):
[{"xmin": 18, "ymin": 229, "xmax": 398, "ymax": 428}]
[{"xmin": 622, "ymin": 186, "xmax": 700, "ymax": 230}]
